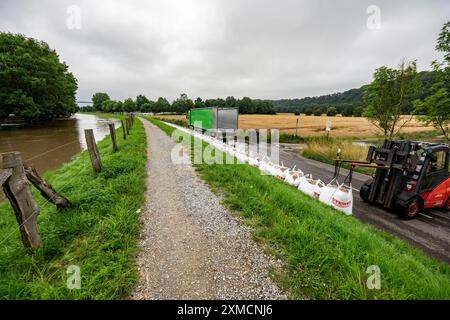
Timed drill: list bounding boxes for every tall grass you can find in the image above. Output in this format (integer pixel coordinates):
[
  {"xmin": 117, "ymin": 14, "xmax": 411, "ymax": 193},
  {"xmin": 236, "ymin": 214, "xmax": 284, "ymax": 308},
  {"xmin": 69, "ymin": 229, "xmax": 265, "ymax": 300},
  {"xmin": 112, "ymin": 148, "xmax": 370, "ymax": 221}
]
[
  {"xmin": 0, "ymin": 114, "xmax": 146, "ymax": 299},
  {"xmin": 302, "ymin": 137, "xmax": 374, "ymax": 175},
  {"xmin": 147, "ymin": 117, "xmax": 450, "ymax": 300}
]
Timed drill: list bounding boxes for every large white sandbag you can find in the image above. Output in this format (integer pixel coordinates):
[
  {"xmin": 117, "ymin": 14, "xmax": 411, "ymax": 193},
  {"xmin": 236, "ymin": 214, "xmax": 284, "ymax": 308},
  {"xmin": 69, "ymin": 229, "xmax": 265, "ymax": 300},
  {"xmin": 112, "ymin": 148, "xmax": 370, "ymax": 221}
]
[
  {"xmin": 319, "ymin": 183, "xmax": 339, "ymax": 205},
  {"xmin": 248, "ymin": 155, "xmax": 260, "ymax": 167},
  {"xmin": 275, "ymin": 165, "xmax": 290, "ymax": 180},
  {"xmin": 298, "ymin": 177, "xmax": 320, "ymax": 197},
  {"xmin": 330, "ymin": 186, "xmax": 353, "ymax": 215},
  {"xmin": 313, "ymin": 180, "xmax": 325, "ymax": 199},
  {"xmin": 285, "ymin": 171, "xmax": 304, "ymax": 186},
  {"xmin": 235, "ymin": 151, "xmax": 249, "ymax": 163}
]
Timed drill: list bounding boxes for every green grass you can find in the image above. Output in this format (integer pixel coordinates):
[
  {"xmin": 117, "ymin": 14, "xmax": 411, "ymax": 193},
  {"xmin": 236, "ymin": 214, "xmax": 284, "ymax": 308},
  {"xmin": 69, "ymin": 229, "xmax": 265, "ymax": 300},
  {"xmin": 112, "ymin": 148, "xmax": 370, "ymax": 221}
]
[
  {"xmin": 0, "ymin": 114, "xmax": 146, "ymax": 299},
  {"xmin": 146, "ymin": 116, "xmax": 450, "ymax": 300}
]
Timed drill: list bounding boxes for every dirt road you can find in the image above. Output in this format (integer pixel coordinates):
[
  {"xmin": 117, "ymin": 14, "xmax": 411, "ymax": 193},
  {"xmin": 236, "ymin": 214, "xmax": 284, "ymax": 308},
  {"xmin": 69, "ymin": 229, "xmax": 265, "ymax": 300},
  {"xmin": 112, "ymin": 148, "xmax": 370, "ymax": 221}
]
[
  {"xmin": 278, "ymin": 143, "xmax": 450, "ymax": 264},
  {"xmin": 131, "ymin": 118, "xmax": 283, "ymax": 299}
]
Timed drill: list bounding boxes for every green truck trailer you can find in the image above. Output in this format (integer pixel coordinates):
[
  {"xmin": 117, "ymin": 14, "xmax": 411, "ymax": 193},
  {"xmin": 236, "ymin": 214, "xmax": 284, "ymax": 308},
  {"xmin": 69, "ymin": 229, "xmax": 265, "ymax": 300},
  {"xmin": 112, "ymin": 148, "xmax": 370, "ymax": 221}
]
[{"xmin": 187, "ymin": 107, "xmax": 239, "ymax": 131}]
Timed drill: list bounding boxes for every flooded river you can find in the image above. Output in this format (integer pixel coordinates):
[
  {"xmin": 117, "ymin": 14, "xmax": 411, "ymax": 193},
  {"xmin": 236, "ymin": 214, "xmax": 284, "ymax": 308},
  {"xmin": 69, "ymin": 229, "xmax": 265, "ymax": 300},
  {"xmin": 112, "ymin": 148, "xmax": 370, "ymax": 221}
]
[{"xmin": 0, "ymin": 113, "xmax": 121, "ymax": 175}]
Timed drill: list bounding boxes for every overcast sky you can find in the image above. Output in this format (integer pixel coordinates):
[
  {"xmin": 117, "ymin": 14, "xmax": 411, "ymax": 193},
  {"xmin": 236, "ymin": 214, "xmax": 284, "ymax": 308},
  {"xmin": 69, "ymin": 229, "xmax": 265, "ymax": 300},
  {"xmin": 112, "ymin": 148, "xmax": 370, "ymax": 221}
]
[{"xmin": 1, "ymin": 0, "xmax": 449, "ymax": 102}]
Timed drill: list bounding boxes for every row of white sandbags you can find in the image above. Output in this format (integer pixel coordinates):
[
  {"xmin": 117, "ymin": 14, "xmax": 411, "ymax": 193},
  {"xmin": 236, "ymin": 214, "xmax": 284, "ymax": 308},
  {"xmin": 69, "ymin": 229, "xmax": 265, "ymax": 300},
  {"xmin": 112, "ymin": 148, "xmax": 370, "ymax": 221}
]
[{"xmin": 166, "ymin": 123, "xmax": 353, "ymax": 215}]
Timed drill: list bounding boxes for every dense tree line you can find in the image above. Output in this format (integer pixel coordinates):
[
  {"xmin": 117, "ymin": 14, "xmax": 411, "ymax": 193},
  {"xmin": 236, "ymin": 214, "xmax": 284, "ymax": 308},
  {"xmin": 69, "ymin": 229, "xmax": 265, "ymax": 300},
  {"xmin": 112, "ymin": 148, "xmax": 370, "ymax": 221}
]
[
  {"xmin": 88, "ymin": 94, "xmax": 276, "ymax": 115},
  {"xmin": 0, "ymin": 33, "xmax": 78, "ymax": 123},
  {"xmin": 271, "ymin": 71, "xmax": 440, "ymax": 116}
]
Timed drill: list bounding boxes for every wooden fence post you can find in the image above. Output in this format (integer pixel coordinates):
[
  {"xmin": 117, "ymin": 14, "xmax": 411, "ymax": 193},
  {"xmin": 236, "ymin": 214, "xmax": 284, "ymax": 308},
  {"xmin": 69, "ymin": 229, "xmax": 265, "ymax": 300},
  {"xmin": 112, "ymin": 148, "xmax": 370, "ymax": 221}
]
[
  {"xmin": 23, "ymin": 163, "xmax": 70, "ymax": 210},
  {"xmin": 84, "ymin": 129, "xmax": 102, "ymax": 174},
  {"xmin": 126, "ymin": 118, "xmax": 130, "ymax": 135},
  {"xmin": 121, "ymin": 119, "xmax": 127, "ymax": 140},
  {"xmin": 109, "ymin": 123, "xmax": 118, "ymax": 152},
  {"xmin": 1, "ymin": 152, "xmax": 42, "ymax": 249}
]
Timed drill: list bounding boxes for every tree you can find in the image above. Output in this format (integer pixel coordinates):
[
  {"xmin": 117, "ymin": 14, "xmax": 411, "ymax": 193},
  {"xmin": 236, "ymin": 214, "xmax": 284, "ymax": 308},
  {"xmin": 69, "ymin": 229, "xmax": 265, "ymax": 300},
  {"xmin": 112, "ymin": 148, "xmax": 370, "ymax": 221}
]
[
  {"xmin": 154, "ymin": 97, "xmax": 171, "ymax": 113},
  {"xmin": 363, "ymin": 60, "xmax": 419, "ymax": 139},
  {"xmin": 353, "ymin": 106, "xmax": 365, "ymax": 117},
  {"xmin": 313, "ymin": 107, "xmax": 323, "ymax": 116},
  {"xmin": 92, "ymin": 92, "xmax": 110, "ymax": 111},
  {"xmin": 0, "ymin": 32, "xmax": 78, "ymax": 123},
  {"xmin": 238, "ymin": 97, "xmax": 254, "ymax": 114},
  {"xmin": 326, "ymin": 106, "xmax": 337, "ymax": 116},
  {"xmin": 304, "ymin": 107, "xmax": 313, "ymax": 116},
  {"xmin": 136, "ymin": 94, "xmax": 150, "ymax": 110},
  {"xmin": 123, "ymin": 98, "xmax": 136, "ymax": 112},
  {"xmin": 413, "ymin": 21, "xmax": 450, "ymax": 141},
  {"xmin": 342, "ymin": 105, "xmax": 354, "ymax": 117},
  {"xmin": 140, "ymin": 102, "xmax": 154, "ymax": 112},
  {"xmin": 172, "ymin": 98, "xmax": 193, "ymax": 114},
  {"xmin": 194, "ymin": 97, "xmax": 205, "ymax": 108},
  {"xmin": 102, "ymin": 99, "xmax": 117, "ymax": 112}
]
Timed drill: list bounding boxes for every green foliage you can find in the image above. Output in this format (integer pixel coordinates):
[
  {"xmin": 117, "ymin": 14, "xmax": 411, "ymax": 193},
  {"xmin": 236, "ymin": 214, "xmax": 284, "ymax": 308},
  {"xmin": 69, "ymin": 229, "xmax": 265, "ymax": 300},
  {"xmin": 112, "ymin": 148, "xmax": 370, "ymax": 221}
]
[
  {"xmin": 0, "ymin": 32, "xmax": 78, "ymax": 123},
  {"xmin": 135, "ymin": 94, "xmax": 150, "ymax": 110},
  {"xmin": 326, "ymin": 106, "xmax": 337, "ymax": 116},
  {"xmin": 363, "ymin": 60, "xmax": 419, "ymax": 139},
  {"xmin": 92, "ymin": 92, "xmax": 110, "ymax": 111},
  {"xmin": 0, "ymin": 114, "xmax": 146, "ymax": 299},
  {"xmin": 304, "ymin": 107, "xmax": 313, "ymax": 116},
  {"xmin": 414, "ymin": 21, "xmax": 450, "ymax": 141},
  {"xmin": 313, "ymin": 107, "xmax": 323, "ymax": 116},
  {"xmin": 123, "ymin": 98, "xmax": 136, "ymax": 112}
]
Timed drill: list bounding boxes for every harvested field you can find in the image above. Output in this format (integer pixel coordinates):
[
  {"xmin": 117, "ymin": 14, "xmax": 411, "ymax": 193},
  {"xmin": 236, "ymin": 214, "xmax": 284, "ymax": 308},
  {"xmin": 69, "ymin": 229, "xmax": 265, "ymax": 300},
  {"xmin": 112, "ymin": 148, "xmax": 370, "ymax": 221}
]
[{"xmin": 155, "ymin": 114, "xmax": 434, "ymax": 137}]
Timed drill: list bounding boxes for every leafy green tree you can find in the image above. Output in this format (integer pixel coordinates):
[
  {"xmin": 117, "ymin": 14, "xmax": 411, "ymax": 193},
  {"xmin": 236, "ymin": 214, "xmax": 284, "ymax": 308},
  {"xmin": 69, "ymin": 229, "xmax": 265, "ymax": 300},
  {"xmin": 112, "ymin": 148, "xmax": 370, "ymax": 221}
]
[
  {"xmin": 363, "ymin": 60, "xmax": 419, "ymax": 139},
  {"xmin": 353, "ymin": 106, "xmax": 364, "ymax": 117},
  {"xmin": 92, "ymin": 92, "xmax": 110, "ymax": 111},
  {"xmin": 304, "ymin": 107, "xmax": 313, "ymax": 116},
  {"xmin": 136, "ymin": 94, "xmax": 150, "ymax": 110},
  {"xmin": 238, "ymin": 97, "xmax": 255, "ymax": 114},
  {"xmin": 102, "ymin": 100, "xmax": 117, "ymax": 112},
  {"xmin": 313, "ymin": 107, "xmax": 323, "ymax": 116},
  {"xmin": 154, "ymin": 97, "xmax": 171, "ymax": 113},
  {"xmin": 0, "ymin": 32, "xmax": 78, "ymax": 123},
  {"xmin": 413, "ymin": 21, "xmax": 450, "ymax": 141},
  {"xmin": 342, "ymin": 105, "xmax": 354, "ymax": 117},
  {"xmin": 139, "ymin": 102, "xmax": 155, "ymax": 112},
  {"xmin": 194, "ymin": 97, "xmax": 205, "ymax": 108},
  {"xmin": 326, "ymin": 106, "xmax": 337, "ymax": 116},
  {"xmin": 225, "ymin": 96, "xmax": 237, "ymax": 108},
  {"xmin": 123, "ymin": 98, "xmax": 136, "ymax": 112},
  {"xmin": 172, "ymin": 98, "xmax": 193, "ymax": 114}
]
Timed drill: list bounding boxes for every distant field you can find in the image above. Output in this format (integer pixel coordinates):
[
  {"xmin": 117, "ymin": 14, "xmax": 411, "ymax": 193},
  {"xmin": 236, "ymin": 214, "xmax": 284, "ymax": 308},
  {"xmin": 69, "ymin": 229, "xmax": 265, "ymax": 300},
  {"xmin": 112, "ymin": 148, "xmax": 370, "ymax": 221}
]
[{"xmin": 155, "ymin": 114, "xmax": 434, "ymax": 137}]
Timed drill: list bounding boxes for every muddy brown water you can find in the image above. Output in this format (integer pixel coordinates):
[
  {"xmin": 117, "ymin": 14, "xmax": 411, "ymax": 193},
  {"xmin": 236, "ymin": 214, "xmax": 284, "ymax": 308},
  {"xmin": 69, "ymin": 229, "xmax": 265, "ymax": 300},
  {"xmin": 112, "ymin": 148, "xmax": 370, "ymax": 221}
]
[{"xmin": 0, "ymin": 113, "xmax": 121, "ymax": 199}]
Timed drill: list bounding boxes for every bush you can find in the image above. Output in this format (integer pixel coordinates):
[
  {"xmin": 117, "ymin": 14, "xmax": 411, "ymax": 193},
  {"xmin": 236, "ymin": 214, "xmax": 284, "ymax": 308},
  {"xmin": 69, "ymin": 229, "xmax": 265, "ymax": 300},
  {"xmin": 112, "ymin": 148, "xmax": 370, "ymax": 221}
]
[{"xmin": 326, "ymin": 107, "xmax": 338, "ymax": 116}]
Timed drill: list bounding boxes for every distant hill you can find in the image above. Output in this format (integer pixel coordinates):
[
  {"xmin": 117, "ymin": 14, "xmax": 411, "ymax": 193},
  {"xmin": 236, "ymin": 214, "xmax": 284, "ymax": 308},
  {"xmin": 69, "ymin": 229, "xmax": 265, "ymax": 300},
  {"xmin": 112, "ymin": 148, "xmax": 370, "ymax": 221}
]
[{"xmin": 271, "ymin": 70, "xmax": 439, "ymax": 115}]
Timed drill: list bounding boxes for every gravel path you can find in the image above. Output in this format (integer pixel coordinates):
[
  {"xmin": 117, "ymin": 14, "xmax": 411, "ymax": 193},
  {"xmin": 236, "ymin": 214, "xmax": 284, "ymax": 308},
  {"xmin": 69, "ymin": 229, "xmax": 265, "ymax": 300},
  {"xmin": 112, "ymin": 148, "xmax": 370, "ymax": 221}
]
[{"xmin": 130, "ymin": 118, "xmax": 284, "ymax": 300}]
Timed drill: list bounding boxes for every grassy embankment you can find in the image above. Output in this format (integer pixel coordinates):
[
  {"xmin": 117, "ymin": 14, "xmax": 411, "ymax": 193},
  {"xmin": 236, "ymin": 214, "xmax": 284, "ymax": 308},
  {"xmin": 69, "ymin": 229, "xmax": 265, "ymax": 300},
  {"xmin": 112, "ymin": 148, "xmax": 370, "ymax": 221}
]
[
  {"xmin": 146, "ymin": 116, "xmax": 450, "ymax": 300},
  {"xmin": 0, "ymin": 113, "xmax": 146, "ymax": 299}
]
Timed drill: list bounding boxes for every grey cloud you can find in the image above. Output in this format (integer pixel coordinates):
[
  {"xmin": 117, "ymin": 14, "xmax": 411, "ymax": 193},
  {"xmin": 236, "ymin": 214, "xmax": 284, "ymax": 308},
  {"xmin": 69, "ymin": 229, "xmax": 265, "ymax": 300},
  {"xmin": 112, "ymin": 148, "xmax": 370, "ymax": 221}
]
[{"xmin": 0, "ymin": 0, "xmax": 448, "ymax": 101}]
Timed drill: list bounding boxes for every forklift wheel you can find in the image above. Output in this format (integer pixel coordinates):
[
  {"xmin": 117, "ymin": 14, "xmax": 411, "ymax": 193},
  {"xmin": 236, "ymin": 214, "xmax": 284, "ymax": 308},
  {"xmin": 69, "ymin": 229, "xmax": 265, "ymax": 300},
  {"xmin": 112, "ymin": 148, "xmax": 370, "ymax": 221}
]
[
  {"xmin": 360, "ymin": 180, "xmax": 372, "ymax": 202},
  {"xmin": 399, "ymin": 197, "xmax": 422, "ymax": 220}
]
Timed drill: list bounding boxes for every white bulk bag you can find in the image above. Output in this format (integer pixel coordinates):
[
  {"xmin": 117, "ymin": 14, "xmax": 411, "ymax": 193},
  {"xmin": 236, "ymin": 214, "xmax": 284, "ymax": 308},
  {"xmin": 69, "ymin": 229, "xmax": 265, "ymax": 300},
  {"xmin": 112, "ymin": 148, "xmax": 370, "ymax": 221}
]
[
  {"xmin": 298, "ymin": 177, "xmax": 320, "ymax": 197},
  {"xmin": 313, "ymin": 180, "xmax": 325, "ymax": 199},
  {"xmin": 330, "ymin": 185, "xmax": 353, "ymax": 215},
  {"xmin": 319, "ymin": 183, "xmax": 339, "ymax": 205},
  {"xmin": 275, "ymin": 165, "xmax": 290, "ymax": 180},
  {"xmin": 285, "ymin": 171, "xmax": 304, "ymax": 186},
  {"xmin": 248, "ymin": 155, "xmax": 260, "ymax": 167}
]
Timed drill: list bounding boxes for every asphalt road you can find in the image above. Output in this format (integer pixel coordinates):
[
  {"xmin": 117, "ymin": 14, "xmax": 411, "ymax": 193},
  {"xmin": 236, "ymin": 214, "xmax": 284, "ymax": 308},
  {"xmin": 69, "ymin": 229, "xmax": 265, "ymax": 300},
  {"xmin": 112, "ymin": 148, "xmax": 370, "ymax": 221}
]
[{"xmin": 277, "ymin": 143, "xmax": 450, "ymax": 265}]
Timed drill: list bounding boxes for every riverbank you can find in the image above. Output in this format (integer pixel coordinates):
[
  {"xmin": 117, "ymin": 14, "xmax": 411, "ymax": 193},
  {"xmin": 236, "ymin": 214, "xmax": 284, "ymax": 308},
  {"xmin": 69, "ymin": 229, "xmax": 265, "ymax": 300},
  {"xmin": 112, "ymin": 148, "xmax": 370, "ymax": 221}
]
[
  {"xmin": 0, "ymin": 114, "xmax": 146, "ymax": 299},
  {"xmin": 146, "ymin": 117, "xmax": 450, "ymax": 299}
]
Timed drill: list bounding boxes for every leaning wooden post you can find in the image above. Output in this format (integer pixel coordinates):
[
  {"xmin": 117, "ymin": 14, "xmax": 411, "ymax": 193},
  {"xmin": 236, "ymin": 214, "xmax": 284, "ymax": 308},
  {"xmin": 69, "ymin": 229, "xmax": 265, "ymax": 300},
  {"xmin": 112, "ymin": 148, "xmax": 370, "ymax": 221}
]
[
  {"xmin": 108, "ymin": 123, "xmax": 118, "ymax": 152},
  {"xmin": 1, "ymin": 152, "xmax": 42, "ymax": 249},
  {"xmin": 121, "ymin": 119, "xmax": 127, "ymax": 140},
  {"xmin": 126, "ymin": 118, "xmax": 130, "ymax": 135},
  {"xmin": 23, "ymin": 162, "xmax": 70, "ymax": 210},
  {"xmin": 84, "ymin": 129, "xmax": 102, "ymax": 174}
]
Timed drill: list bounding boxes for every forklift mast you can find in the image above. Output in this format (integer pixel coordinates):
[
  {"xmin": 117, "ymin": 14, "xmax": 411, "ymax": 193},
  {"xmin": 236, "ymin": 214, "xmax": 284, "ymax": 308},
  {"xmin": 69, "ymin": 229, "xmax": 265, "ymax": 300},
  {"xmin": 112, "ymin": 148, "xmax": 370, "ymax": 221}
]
[{"xmin": 365, "ymin": 140, "xmax": 422, "ymax": 208}]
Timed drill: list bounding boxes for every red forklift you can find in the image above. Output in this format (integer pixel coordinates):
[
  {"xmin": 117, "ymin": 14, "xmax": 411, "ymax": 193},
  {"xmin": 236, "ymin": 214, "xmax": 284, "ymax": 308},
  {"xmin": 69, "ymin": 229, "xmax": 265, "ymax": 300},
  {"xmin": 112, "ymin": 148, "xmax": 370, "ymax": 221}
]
[{"xmin": 336, "ymin": 140, "xmax": 450, "ymax": 219}]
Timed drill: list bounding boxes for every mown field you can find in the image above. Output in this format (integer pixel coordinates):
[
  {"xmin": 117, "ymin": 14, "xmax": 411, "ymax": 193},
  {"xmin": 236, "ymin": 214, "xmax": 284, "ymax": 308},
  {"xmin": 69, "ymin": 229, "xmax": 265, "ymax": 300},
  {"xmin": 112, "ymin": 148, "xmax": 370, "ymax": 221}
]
[
  {"xmin": 0, "ymin": 114, "xmax": 146, "ymax": 299},
  {"xmin": 147, "ymin": 117, "xmax": 450, "ymax": 300},
  {"xmin": 155, "ymin": 113, "xmax": 434, "ymax": 137}
]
